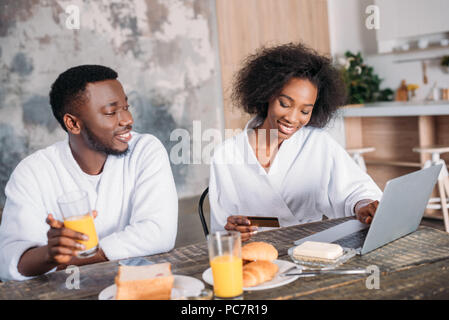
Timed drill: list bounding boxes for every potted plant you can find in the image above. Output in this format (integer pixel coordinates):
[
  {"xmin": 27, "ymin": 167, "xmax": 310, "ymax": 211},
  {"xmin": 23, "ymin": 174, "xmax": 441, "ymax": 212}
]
[
  {"xmin": 441, "ymin": 55, "xmax": 449, "ymax": 73},
  {"xmin": 339, "ymin": 51, "xmax": 394, "ymax": 106}
]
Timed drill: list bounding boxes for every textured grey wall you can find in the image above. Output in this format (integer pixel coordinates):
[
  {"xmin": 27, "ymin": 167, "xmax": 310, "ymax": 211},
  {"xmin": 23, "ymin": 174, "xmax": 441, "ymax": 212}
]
[{"xmin": 0, "ymin": 0, "xmax": 224, "ymax": 207}]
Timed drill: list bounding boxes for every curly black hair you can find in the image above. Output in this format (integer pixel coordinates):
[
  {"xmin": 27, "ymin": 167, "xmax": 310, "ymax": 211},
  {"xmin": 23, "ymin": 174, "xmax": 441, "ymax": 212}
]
[
  {"xmin": 231, "ymin": 43, "xmax": 347, "ymax": 128},
  {"xmin": 49, "ymin": 65, "xmax": 118, "ymax": 132}
]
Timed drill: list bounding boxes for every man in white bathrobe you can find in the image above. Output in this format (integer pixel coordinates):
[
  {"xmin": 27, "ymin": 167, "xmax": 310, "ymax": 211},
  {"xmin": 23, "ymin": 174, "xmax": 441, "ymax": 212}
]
[
  {"xmin": 209, "ymin": 43, "xmax": 382, "ymax": 241},
  {"xmin": 0, "ymin": 65, "xmax": 178, "ymax": 281}
]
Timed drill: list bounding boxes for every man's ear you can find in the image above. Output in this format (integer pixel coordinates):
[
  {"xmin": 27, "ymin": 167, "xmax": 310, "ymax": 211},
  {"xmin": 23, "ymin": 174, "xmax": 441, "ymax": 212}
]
[{"xmin": 63, "ymin": 113, "xmax": 82, "ymax": 134}]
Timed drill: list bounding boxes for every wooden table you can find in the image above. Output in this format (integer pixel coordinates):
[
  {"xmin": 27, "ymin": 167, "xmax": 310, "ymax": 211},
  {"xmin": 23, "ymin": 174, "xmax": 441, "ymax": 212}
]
[{"xmin": 2, "ymin": 217, "xmax": 449, "ymax": 300}]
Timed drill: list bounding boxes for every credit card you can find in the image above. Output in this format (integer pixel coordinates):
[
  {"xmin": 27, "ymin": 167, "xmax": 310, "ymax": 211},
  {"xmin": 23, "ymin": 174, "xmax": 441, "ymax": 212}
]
[{"xmin": 247, "ymin": 216, "xmax": 280, "ymax": 227}]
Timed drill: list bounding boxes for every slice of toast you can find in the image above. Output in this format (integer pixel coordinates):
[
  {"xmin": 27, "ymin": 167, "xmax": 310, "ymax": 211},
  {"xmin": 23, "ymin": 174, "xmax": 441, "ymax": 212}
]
[{"xmin": 115, "ymin": 262, "xmax": 174, "ymax": 300}]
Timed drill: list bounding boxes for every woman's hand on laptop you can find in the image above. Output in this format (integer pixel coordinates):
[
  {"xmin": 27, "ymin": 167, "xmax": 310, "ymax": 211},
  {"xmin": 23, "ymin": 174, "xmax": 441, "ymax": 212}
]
[{"xmin": 355, "ymin": 200, "xmax": 379, "ymax": 225}]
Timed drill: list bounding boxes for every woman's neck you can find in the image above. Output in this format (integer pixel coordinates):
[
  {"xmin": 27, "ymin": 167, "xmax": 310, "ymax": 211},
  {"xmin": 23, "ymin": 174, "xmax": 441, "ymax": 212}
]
[
  {"xmin": 250, "ymin": 125, "xmax": 284, "ymax": 171},
  {"xmin": 256, "ymin": 118, "xmax": 285, "ymax": 149}
]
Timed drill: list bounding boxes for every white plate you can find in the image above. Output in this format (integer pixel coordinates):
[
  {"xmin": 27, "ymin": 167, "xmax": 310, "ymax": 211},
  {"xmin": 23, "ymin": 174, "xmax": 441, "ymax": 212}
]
[
  {"xmin": 99, "ymin": 275, "xmax": 205, "ymax": 300},
  {"xmin": 201, "ymin": 259, "xmax": 301, "ymax": 291}
]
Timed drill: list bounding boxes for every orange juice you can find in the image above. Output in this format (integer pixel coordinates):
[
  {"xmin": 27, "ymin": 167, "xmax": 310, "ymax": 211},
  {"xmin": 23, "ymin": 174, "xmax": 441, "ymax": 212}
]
[
  {"xmin": 210, "ymin": 255, "xmax": 243, "ymax": 298},
  {"xmin": 64, "ymin": 214, "xmax": 99, "ymax": 251}
]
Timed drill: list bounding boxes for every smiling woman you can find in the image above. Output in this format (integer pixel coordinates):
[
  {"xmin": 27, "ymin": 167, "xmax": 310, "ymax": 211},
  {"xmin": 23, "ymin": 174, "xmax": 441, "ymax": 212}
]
[
  {"xmin": 261, "ymin": 78, "xmax": 317, "ymax": 142},
  {"xmin": 209, "ymin": 43, "xmax": 382, "ymax": 240},
  {"xmin": 231, "ymin": 43, "xmax": 347, "ymax": 128}
]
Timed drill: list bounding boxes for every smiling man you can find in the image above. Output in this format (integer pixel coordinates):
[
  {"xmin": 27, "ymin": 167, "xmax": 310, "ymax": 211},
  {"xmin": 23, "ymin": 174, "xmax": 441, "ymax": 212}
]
[{"xmin": 0, "ymin": 65, "xmax": 178, "ymax": 281}]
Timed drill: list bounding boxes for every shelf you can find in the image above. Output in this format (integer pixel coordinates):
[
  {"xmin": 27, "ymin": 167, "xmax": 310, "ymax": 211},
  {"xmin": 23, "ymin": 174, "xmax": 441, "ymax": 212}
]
[
  {"xmin": 392, "ymin": 44, "xmax": 449, "ymax": 56},
  {"xmin": 393, "ymin": 54, "xmax": 446, "ymax": 64},
  {"xmin": 365, "ymin": 158, "xmax": 449, "ymax": 170},
  {"xmin": 367, "ymin": 44, "xmax": 449, "ymax": 57},
  {"xmin": 341, "ymin": 104, "xmax": 449, "ymax": 118},
  {"xmin": 365, "ymin": 159, "xmax": 422, "ymax": 168}
]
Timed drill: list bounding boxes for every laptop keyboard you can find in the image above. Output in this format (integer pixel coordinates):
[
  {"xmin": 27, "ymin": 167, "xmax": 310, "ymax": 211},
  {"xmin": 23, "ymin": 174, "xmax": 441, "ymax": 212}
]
[{"xmin": 332, "ymin": 228, "xmax": 369, "ymax": 249}]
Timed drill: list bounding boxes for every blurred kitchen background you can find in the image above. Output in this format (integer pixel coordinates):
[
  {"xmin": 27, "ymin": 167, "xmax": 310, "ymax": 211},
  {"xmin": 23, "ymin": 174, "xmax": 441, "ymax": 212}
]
[{"xmin": 0, "ymin": 0, "xmax": 448, "ymax": 246}]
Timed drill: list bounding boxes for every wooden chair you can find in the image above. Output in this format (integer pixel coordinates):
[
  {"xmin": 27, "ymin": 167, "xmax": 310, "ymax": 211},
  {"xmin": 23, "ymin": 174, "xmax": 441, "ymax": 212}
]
[
  {"xmin": 413, "ymin": 146, "xmax": 449, "ymax": 232},
  {"xmin": 346, "ymin": 147, "xmax": 375, "ymax": 172},
  {"xmin": 197, "ymin": 187, "xmax": 210, "ymax": 238}
]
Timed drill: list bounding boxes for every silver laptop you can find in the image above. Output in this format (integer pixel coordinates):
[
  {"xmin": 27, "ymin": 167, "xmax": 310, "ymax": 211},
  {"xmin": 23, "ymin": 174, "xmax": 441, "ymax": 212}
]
[{"xmin": 295, "ymin": 164, "xmax": 442, "ymax": 255}]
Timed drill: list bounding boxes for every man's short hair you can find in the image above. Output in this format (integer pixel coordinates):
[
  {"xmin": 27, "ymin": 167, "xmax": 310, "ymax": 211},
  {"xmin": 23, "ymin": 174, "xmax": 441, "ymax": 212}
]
[{"xmin": 49, "ymin": 65, "xmax": 118, "ymax": 132}]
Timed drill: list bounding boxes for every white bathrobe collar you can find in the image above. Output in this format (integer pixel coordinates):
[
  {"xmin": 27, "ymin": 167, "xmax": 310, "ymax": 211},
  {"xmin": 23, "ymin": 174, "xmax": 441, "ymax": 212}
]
[
  {"xmin": 242, "ymin": 116, "xmax": 311, "ymax": 193},
  {"xmin": 56, "ymin": 136, "xmax": 128, "ymax": 232},
  {"xmin": 233, "ymin": 116, "xmax": 303, "ymax": 226}
]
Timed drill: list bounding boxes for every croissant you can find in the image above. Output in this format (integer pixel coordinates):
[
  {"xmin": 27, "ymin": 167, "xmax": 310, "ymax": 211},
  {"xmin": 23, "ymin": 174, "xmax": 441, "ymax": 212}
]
[
  {"xmin": 242, "ymin": 260, "xmax": 279, "ymax": 287},
  {"xmin": 241, "ymin": 242, "xmax": 278, "ymax": 262}
]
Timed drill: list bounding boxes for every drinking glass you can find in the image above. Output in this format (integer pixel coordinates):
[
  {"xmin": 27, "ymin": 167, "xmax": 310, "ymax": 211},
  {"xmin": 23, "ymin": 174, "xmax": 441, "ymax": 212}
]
[
  {"xmin": 207, "ymin": 231, "xmax": 243, "ymax": 299},
  {"xmin": 57, "ymin": 190, "xmax": 99, "ymax": 258}
]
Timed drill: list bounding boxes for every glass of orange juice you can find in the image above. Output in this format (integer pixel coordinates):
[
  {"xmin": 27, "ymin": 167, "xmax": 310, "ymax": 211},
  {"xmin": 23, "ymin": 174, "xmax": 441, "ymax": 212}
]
[
  {"xmin": 57, "ymin": 190, "xmax": 99, "ymax": 258},
  {"xmin": 207, "ymin": 231, "xmax": 243, "ymax": 299}
]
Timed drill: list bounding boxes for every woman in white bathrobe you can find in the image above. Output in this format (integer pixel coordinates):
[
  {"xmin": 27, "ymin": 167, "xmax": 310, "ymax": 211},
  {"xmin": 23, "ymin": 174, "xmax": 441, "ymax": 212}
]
[{"xmin": 209, "ymin": 43, "xmax": 382, "ymax": 241}]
